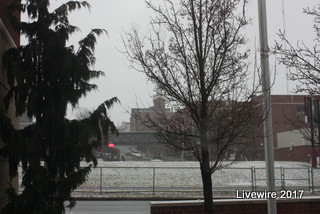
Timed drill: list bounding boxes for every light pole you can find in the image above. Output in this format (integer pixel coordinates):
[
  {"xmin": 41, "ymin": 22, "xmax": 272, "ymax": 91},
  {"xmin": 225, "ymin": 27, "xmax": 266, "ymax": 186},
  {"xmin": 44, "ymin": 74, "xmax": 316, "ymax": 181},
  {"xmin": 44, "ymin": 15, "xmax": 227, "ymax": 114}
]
[{"xmin": 257, "ymin": 0, "xmax": 277, "ymax": 213}]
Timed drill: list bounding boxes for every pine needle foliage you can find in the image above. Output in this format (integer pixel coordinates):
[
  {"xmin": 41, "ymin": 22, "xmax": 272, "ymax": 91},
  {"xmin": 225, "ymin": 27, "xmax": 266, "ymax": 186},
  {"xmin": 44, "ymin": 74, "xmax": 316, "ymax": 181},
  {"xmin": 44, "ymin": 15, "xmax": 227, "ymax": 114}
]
[{"xmin": 0, "ymin": 1, "xmax": 118, "ymax": 213}]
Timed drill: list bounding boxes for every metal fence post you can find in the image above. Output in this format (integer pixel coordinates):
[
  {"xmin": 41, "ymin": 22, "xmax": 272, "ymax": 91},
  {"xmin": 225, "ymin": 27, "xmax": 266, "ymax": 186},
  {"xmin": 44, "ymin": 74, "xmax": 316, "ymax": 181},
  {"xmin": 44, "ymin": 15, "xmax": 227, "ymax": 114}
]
[
  {"xmin": 251, "ymin": 167, "xmax": 256, "ymax": 191},
  {"xmin": 100, "ymin": 167, "xmax": 103, "ymax": 195},
  {"xmin": 281, "ymin": 166, "xmax": 285, "ymax": 190},
  {"xmin": 308, "ymin": 167, "xmax": 311, "ymax": 191},
  {"xmin": 311, "ymin": 167, "xmax": 315, "ymax": 193},
  {"xmin": 152, "ymin": 167, "xmax": 156, "ymax": 195}
]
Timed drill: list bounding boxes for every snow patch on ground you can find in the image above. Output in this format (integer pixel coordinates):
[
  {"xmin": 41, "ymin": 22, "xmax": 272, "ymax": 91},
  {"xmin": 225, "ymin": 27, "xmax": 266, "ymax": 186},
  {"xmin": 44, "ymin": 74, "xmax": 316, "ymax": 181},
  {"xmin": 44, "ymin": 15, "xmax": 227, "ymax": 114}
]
[
  {"xmin": 18, "ymin": 161, "xmax": 320, "ymax": 198},
  {"xmin": 77, "ymin": 161, "xmax": 320, "ymax": 192}
]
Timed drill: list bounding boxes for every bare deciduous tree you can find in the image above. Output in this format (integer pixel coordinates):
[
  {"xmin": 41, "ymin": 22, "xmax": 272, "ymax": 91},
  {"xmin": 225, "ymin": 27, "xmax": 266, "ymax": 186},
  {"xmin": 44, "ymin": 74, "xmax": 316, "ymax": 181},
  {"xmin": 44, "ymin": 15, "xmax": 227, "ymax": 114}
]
[
  {"xmin": 276, "ymin": 5, "xmax": 320, "ymax": 95},
  {"xmin": 123, "ymin": 0, "xmax": 263, "ymax": 213},
  {"xmin": 276, "ymin": 4, "xmax": 320, "ymax": 167}
]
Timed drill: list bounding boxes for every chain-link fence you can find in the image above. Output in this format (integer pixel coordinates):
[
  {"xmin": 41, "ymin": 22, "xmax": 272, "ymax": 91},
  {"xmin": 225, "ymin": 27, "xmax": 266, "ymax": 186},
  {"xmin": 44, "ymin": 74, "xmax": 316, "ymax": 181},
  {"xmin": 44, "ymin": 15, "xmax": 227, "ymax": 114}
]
[
  {"xmin": 74, "ymin": 166, "xmax": 319, "ymax": 195},
  {"xmin": 18, "ymin": 165, "xmax": 320, "ymax": 197}
]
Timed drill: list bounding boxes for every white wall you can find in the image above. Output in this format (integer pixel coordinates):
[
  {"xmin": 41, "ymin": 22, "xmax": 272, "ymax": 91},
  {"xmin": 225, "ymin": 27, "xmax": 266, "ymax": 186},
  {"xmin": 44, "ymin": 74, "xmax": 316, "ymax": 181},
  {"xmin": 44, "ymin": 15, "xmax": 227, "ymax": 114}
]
[{"xmin": 277, "ymin": 129, "xmax": 311, "ymax": 149}]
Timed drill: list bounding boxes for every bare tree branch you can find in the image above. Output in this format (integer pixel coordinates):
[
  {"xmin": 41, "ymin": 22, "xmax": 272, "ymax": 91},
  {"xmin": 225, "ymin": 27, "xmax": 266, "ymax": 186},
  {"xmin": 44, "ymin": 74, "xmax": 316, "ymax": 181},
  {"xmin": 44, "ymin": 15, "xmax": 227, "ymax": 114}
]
[
  {"xmin": 123, "ymin": 1, "xmax": 262, "ymax": 213},
  {"xmin": 275, "ymin": 4, "xmax": 320, "ymax": 95}
]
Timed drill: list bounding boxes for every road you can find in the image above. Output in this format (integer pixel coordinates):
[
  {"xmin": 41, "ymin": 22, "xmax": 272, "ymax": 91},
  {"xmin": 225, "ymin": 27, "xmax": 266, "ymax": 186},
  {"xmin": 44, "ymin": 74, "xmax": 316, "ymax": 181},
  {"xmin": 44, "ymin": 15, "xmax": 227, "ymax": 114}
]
[{"xmin": 65, "ymin": 201, "xmax": 150, "ymax": 214}]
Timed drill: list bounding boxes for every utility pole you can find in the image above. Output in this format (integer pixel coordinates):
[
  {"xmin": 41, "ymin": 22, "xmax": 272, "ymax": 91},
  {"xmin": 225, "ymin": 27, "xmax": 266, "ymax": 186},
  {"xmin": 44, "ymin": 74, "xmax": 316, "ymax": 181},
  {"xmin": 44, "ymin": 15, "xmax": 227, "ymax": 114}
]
[
  {"xmin": 257, "ymin": 0, "xmax": 277, "ymax": 214},
  {"xmin": 308, "ymin": 97, "xmax": 317, "ymax": 168}
]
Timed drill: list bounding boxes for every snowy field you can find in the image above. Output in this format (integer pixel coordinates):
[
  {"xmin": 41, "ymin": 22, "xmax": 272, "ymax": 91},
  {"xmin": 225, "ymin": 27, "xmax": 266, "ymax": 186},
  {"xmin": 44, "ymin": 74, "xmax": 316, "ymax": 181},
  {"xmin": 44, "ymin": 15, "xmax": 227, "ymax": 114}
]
[
  {"xmin": 71, "ymin": 161, "xmax": 320, "ymax": 196},
  {"xmin": 17, "ymin": 161, "xmax": 320, "ymax": 197}
]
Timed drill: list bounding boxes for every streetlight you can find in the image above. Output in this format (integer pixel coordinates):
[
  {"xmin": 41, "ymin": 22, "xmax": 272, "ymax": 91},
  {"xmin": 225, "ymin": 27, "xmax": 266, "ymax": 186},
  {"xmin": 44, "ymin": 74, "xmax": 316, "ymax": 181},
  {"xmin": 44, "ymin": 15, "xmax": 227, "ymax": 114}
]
[{"xmin": 257, "ymin": 0, "xmax": 277, "ymax": 213}]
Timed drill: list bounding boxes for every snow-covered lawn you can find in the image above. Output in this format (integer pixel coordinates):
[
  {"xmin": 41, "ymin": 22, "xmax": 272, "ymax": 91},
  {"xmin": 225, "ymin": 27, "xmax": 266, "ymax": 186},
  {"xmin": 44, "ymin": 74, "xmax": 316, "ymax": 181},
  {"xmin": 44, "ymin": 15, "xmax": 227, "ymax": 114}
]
[
  {"xmin": 18, "ymin": 161, "xmax": 320, "ymax": 197},
  {"xmin": 74, "ymin": 161, "xmax": 320, "ymax": 194}
]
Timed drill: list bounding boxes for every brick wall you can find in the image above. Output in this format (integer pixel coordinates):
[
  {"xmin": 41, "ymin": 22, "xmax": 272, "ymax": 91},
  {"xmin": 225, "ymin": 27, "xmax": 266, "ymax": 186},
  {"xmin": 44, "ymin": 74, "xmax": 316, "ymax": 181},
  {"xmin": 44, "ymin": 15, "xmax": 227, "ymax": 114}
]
[
  {"xmin": 150, "ymin": 198, "xmax": 320, "ymax": 214},
  {"xmin": 0, "ymin": 0, "xmax": 20, "ymax": 46},
  {"xmin": 275, "ymin": 145, "xmax": 314, "ymax": 162},
  {"xmin": 270, "ymin": 95, "xmax": 305, "ymax": 148}
]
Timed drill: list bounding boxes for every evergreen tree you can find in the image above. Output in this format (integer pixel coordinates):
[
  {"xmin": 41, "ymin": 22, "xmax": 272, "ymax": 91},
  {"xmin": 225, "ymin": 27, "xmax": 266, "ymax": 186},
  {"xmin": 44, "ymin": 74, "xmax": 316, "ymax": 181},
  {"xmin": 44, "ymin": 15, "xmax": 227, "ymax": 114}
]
[{"xmin": 0, "ymin": 1, "xmax": 118, "ymax": 213}]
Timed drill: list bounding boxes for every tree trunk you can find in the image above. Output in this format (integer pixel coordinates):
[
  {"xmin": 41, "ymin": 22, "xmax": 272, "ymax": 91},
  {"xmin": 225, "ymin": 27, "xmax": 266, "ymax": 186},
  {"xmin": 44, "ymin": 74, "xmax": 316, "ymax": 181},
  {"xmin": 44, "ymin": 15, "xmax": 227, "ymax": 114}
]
[
  {"xmin": 200, "ymin": 138, "xmax": 213, "ymax": 214},
  {"xmin": 201, "ymin": 166, "xmax": 213, "ymax": 214}
]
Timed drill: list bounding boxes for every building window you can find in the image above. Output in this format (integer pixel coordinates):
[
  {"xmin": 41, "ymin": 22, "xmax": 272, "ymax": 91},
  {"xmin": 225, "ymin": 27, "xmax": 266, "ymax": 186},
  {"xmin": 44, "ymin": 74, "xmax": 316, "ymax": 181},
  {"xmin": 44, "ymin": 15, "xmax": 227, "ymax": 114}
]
[{"xmin": 296, "ymin": 106, "xmax": 305, "ymax": 116}]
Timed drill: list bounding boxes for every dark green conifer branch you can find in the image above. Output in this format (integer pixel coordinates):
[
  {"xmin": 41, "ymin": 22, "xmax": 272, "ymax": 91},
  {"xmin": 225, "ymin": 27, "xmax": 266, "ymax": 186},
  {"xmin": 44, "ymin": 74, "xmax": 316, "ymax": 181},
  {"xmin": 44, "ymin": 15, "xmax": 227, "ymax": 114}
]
[{"xmin": 1, "ymin": 1, "xmax": 118, "ymax": 213}]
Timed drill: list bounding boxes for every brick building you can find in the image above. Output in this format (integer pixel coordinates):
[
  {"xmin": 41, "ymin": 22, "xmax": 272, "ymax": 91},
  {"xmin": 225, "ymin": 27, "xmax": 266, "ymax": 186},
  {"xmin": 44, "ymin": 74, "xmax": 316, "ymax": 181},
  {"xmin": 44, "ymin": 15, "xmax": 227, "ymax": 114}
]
[
  {"xmin": 223, "ymin": 95, "xmax": 316, "ymax": 162},
  {"xmin": 269, "ymin": 95, "xmax": 317, "ymax": 162},
  {"xmin": 129, "ymin": 93, "xmax": 179, "ymax": 159},
  {"xmin": 0, "ymin": 0, "xmax": 20, "ymax": 210},
  {"xmin": 211, "ymin": 94, "xmax": 315, "ymax": 162},
  {"xmin": 130, "ymin": 93, "xmax": 174, "ymax": 132},
  {"xmin": 130, "ymin": 94, "xmax": 317, "ymax": 162}
]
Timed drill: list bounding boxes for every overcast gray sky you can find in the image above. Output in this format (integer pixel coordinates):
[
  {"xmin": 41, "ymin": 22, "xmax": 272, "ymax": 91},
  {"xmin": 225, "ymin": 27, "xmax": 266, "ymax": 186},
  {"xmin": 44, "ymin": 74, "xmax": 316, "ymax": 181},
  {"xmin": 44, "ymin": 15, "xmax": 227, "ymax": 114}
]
[{"xmin": 38, "ymin": 0, "xmax": 319, "ymax": 125}]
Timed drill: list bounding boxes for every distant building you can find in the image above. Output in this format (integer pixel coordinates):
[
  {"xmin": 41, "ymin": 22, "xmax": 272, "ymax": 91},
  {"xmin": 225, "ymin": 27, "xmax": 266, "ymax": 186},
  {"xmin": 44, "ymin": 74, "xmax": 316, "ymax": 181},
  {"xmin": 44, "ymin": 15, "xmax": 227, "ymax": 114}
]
[
  {"xmin": 130, "ymin": 91, "xmax": 174, "ymax": 132},
  {"xmin": 244, "ymin": 95, "xmax": 318, "ymax": 162},
  {"xmin": 109, "ymin": 131, "xmax": 165, "ymax": 157},
  {"xmin": 117, "ymin": 121, "xmax": 130, "ymax": 132},
  {"xmin": 260, "ymin": 95, "xmax": 306, "ymax": 147},
  {"xmin": 0, "ymin": 0, "xmax": 20, "ymax": 210},
  {"xmin": 109, "ymin": 90, "xmax": 178, "ymax": 160},
  {"xmin": 129, "ymin": 93, "xmax": 317, "ymax": 162},
  {"xmin": 270, "ymin": 95, "xmax": 317, "ymax": 162}
]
